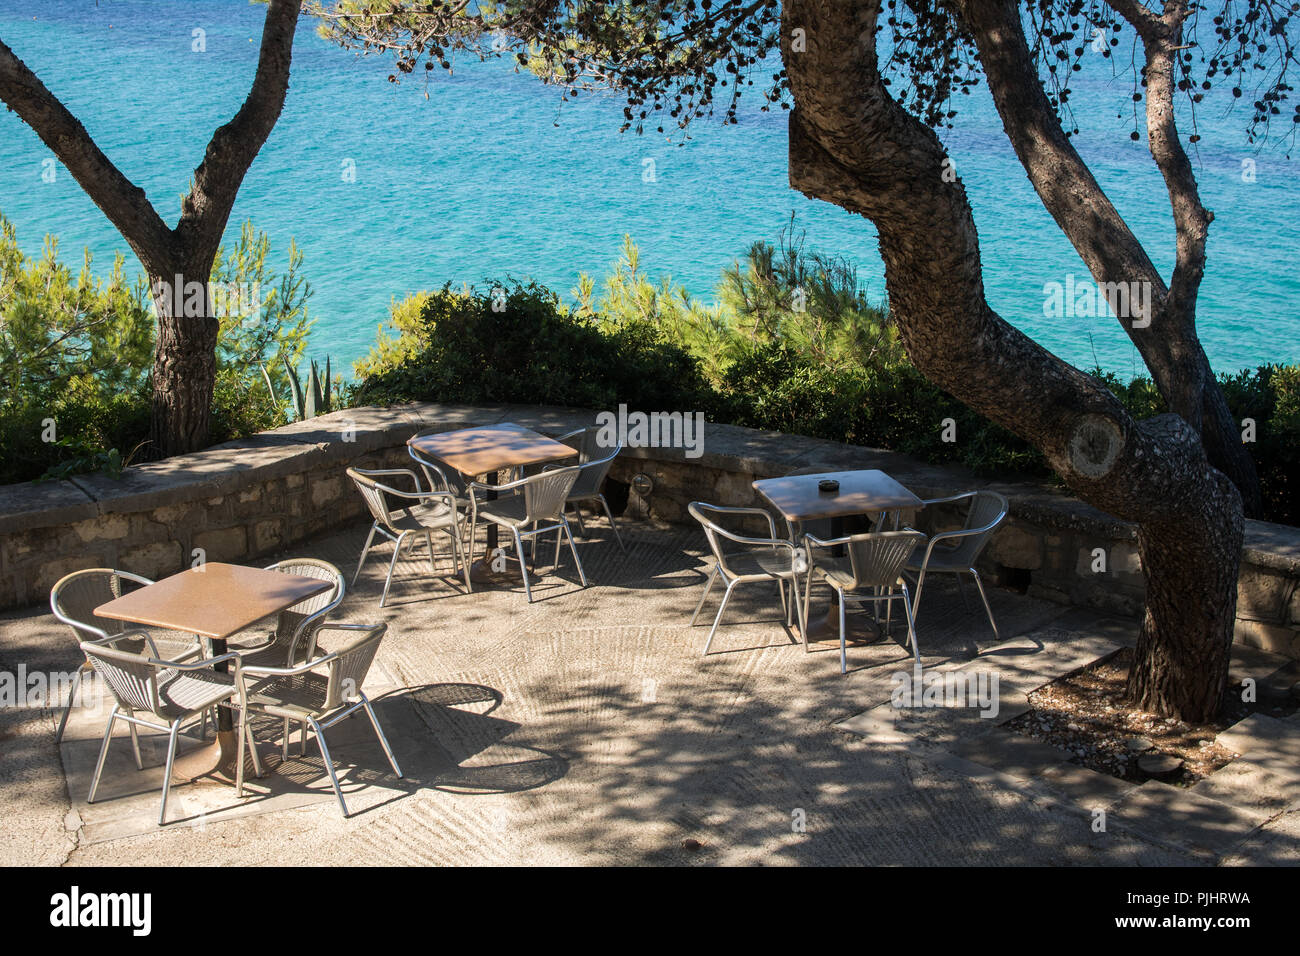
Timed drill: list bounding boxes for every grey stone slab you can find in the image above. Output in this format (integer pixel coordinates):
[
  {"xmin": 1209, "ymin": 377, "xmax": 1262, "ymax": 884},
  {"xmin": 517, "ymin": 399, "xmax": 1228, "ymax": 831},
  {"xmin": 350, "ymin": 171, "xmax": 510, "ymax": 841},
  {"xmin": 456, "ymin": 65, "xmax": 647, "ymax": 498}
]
[
  {"xmin": 1111, "ymin": 781, "xmax": 1266, "ymax": 855},
  {"xmin": 891, "ymin": 705, "xmax": 1003, "ymax": 749},
  {"xmin": 1216, "ymin": 713, "xmax": 1300, "ymax": 760},
  {"xmin": 949, "ymin": 728, "xmax": 1074, "ymax": 779},
  {"xmin": 833, "ymin": 704, "xmax": 912, "ymax": 745},
  {"xmin": 1190, "ymin": 753, "xmax": 1300, "ymax": 817},
  {"xmin": 1243, "ymin": 518, "xmax": 1300, "ymax": 576},
  {"xmin": 1036, "ymin": 761, "xmax": 1137, "ymax": 810},
  {"xmin": 0, "ymin": 479, "xmax": 98, "ymax": 534}
]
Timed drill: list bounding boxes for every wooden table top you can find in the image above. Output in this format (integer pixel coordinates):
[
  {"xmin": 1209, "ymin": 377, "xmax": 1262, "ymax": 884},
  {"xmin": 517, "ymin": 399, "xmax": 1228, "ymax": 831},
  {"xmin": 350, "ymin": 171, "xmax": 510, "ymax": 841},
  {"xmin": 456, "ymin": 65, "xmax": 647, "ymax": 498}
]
[
  {"xmin": 407, "ymin": 423, "xmax": 577, "ymax": 477},
  {"xmin": 95, "ymin": 563, "xmax": 332, "ymax": 642},
  {"xmin": 752, "ymin": 470, "xmax": 923, "ymax": 523}
]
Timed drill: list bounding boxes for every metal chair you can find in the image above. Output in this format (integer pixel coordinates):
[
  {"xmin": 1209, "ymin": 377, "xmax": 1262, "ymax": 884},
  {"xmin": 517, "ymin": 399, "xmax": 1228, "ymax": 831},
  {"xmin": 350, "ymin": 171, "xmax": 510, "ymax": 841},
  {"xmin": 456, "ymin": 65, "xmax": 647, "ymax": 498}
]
[
  {"xmin": 229, "ymin": 559, "xmax": 345, "ymax": 668},
  {"xmin": 550, "ymin": 427, "xmax": 625, "ymax": 550},
  {"xmin": 235, "ymin": 622, "xmax": 402, "ymax": 818},
  {"xmin": 49, "ymin": 569, "xmax": 204, "ymax": 744},
  {"xmin": 687, "ymin": 502, "xmax": 806, "ymax": 655},
  {"xmin": 905, "ymin": 491, "xmax": 1009, "ymax": 640},
  {"xmin": 466, "ymin": 465, "xmax": 588, "ymax": 602},
  {"xmin": 802, "ymin": 530, "xmax": 927, "ymax": 673},
  {"xmin": 347, "ymin": 467, "xmax": 470, "ymax": 606},
  {"xmin": 81, "ymin": 641, "xmax": 247, "ymax": 826},
  {"xmin": 408, "ymin": 428, "xmax": 473, "ymax": 528}
]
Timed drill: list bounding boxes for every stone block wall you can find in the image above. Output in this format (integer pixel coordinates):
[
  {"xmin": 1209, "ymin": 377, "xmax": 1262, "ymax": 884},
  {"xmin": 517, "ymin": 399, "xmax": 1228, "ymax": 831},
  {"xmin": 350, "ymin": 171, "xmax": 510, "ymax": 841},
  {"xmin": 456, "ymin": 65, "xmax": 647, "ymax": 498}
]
[{"xmin": 2, "ymin": 402, "xmax": 1298, "ymax": 658}]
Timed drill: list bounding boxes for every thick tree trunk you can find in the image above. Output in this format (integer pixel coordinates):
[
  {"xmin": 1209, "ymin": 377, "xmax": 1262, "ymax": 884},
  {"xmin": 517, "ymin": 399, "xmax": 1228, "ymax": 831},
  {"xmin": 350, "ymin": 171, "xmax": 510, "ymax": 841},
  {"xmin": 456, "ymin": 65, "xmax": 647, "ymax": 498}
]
[
  {"xmin": 1130, "ymin": 520, "xmax": 1242, "ymax": 719},
  {"xmin": 146, "ymin": 266, "xmax": 220, "ymax": 458},
  {"xmin": 782, "ymin": 0, "xmax": 1243, "ymax": 720}
]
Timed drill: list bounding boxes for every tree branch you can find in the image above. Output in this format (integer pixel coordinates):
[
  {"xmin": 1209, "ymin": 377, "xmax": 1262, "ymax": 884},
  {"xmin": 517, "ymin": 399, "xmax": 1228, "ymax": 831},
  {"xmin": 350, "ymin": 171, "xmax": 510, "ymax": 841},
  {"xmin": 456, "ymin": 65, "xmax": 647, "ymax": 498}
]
[
  {"xmin": 0, "ymin": 38, "xmax": 170, "ymax": 265},
  {"xmin": 176, "ymin": 0, "xmax": 303, "ymax": 260}
]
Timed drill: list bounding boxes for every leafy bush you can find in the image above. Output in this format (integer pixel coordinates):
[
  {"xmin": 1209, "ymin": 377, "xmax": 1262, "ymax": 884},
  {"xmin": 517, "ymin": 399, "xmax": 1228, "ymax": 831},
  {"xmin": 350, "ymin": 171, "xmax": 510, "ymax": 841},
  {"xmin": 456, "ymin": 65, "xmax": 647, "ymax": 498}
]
[
  {"xmin": 350, "ymin": 280, "xmax": 719, "ymax": 414},
  {"xmin": 351, "ymin": 228, "xmax": 1299, "ymax": 525},
  {"xmin": 0, "ymin": 214, "xmax": 312, "ymax": 484}
]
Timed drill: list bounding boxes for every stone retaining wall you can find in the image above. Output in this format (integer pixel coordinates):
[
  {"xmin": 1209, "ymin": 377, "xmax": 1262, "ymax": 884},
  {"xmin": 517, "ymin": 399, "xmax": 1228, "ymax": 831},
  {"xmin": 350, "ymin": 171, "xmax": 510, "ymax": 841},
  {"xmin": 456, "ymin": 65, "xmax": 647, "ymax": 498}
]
[{"xmin": 2, "ymin": 403, "xmax": 1297, "ymax": 658}]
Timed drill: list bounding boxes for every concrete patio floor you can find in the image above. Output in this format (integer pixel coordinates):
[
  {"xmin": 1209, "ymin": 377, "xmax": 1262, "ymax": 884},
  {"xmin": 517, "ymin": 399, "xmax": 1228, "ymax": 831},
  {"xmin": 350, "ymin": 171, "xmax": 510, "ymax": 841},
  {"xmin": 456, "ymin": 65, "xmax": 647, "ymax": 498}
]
[{"xmin": 2, "ymin": 516, "xmax": 1298, "ymax": 866}]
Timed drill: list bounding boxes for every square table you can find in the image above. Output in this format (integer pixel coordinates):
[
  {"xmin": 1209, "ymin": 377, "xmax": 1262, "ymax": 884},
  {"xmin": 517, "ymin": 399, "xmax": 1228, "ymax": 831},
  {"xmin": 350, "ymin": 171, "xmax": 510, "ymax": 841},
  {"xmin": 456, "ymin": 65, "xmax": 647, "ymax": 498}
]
[
  {"xmin": 753, "ymin": 469, "xmax": 923, "ymax": 529},
  {"xmin": 407, "ymin": 423, "xmax": 578, "ymax": 582},
  {"xmin": 96, "ymin": 562, "xmax": 333, "ymax": 782},
  {"xmin": 753, "ymin": 470, "xmax": 924, "ymax": 642}
]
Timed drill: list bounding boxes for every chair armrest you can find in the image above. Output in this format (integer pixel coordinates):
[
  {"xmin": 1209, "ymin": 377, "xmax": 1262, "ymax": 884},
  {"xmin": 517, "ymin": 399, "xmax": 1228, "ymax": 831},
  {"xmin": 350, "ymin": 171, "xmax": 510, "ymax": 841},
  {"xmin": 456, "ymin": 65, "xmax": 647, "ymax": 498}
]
[
  {"xmin": 804, "ymin": 533, "xmax": 852, "ymax": 551},
  {"xmin": 469, "ymin": 466, "xmax": 578, "ymax": 495},
  {"xmin": 240, "ymin": 623, "xmax": 378, "ymax": 680},
  {"xmin": 693, "ymin": 504, "xmax": 779, "ymax": 540},
  {"xmin": 148, "ymin": 651, "xmax": 243, "ymax": 675},
  {"xmin": 712, "ymin": 528, "xmax": 797, "ymax": 550},
  {"xmin": 364, "ymin": 468, "xmax": 426, "ymax": 494},
  {"xmin": 98, "ymin": 627, "xmax": 165, "ymax": 659},
  {"xmin": 371, "ymin": 482, "xmax": 458, "ymax": 507},
  {"xmin": 918, "ymin": 492, "xmax": 975, "ymax": 508},
  {"xmin": 911, "ymin": 527, "xmax": 972, "ymax": 570}
]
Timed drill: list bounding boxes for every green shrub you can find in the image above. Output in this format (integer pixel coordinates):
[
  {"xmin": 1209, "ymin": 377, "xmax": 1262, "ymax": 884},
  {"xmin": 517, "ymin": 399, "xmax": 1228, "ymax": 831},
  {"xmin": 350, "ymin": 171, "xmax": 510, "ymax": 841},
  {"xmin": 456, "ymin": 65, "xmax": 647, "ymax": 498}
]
[
  {"xmin": 0, "ymin": 213, "xmax": 312, "ymax": 484},
  {"xmin": 350, "ymin": 280, "xmax": 720, "ymax": 414},
  {"xmin": 351, "ymin": 236, "xmax": 1298, "ymax": 524}
]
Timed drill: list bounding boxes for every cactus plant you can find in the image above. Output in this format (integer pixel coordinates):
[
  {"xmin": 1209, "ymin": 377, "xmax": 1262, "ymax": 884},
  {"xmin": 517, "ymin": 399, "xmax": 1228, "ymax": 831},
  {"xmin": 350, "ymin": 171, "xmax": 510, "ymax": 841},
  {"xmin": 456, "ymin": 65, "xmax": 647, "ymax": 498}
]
[{"xmin": 262, "ymin": 356, "xmax": 336, "ymax": 422}]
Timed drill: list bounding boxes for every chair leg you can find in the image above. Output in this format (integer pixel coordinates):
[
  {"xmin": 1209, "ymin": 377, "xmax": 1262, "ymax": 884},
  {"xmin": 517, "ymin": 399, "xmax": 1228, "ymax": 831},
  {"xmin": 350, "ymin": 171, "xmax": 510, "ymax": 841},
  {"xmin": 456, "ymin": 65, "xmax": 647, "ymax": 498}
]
[
  {"xmin": 901, "ymin": 585, "xmax": 922, "ymax": 667},
  {"xmin": 128, "ymin": 719, "xmax": 144, "ymax": 771},
  {"xmin": 910, "ymin": 569, "xmax": 928, "ymax": 628},
  {"xmin": 562, "ymin": 518, "xmax": 588, "ymax": 587},
  {"xmin": 158, "ymin": 721, "xmax": 181, "ymax": 826},
  {"xmin": 282, "ymin": 717, "xmax": 291, "ymax": 762},
  {"xmin": 450, "ymin": 525, "xmax": 471, "ymax": 593},
  {"xmin": 970, "ymin": 569, "xmax": 999, "ymax": 642},
  {"xmin": 513, "ymin": 528, "xmax": 534, "ymax": 602},
  {"xmin": 237, "ymin": 714, "xmax": 250, "ymax": 797},
  {"xmin": 352, "ymin": 523, "xmax": 379, "ymax": 586},
  {"xmin": 838, "ymin": 588, "xmax": 849, "ymax": 674},
  {"xmin": 553, "ymin": 524, "xmax": 564, "ymax": 572},
  {"xmin": 425, "ymin": 530, "xmax": 436, "ymax": 572},
  {"xmin": 572, "ymin": 504, "xmax": 588, "ymax": 537},
  {"xmin": 703, "ymin": 582, "xmax": 736, "ymax": 655},
  {"xmin": 598, "ymin": 495, "xmax": 625, "ymax": 551},
  {"xmin": 788, "ymin": 574, "xmax": 805, "ymax": 646},
  {"xmin": 380, "ymin": 533, "xmax": 409, "ymax": 607},
  {"xmin": 466, "ymin": 507, "xmax": 479, "ymax": 568},
  {"xmin": 690, "ymin": 566, "xmax": 719, "ymax": 625},
  {"xmin": 310, "ymin": 718, "xmax": 349, "ymax": 818},
  {"xmin": 801, "ymin": 569, "xmax": 815, "ymax": 651},
  {"xmin": 243, "ymin": 711, "xmax": 264, "ymax": 780},
  {"xmin": 87, "ymin": 705, "xmax": 120, "ymax": 804},
  {"xmin": 54, "ymin": 664, "xmax": 87, "ymax": 744},
  {"xmin": 361, "ymin": 695, "xmax": 403, "ymax": 778}
]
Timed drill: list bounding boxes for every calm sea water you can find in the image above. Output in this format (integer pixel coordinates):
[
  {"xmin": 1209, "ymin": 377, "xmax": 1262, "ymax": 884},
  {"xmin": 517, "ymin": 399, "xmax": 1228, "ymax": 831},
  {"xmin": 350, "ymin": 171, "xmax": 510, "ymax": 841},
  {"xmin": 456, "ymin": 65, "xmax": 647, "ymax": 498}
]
[{"xmin": 1, "ymin": 0, "xmax": 1297, "ymax": 377}]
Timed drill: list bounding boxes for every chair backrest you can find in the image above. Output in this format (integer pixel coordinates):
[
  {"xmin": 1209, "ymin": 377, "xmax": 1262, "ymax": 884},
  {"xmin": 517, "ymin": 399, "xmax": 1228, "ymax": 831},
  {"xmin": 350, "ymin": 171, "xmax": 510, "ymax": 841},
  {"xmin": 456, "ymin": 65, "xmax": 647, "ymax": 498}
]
[
  {"xmin": 80, "ymin": 641, "xmax": 161, "ymax": 715},
  {"xmin": 409, "ymin": 430, "xmax": 468, "ymax": 497},
  {"xmin": 347, "ymin": 468, "xmax": 398, "ymax": 529},
  {"xmin": 264, "ymin": 559, "xmax": 345, "ymax": 662},
  {"xmin": 945, "ymin": 491, "xmax": 1009, "ymax": 567},
  {"xmin": 557, "ymin": 426, "xmax": 608, "ymax": 465},
  {"xmin": 519, "ymin": 466, "xmax": 581, "ymax": 522},
  {"xmin": 562, "ymin": 427, "xmax": 621, "ymax": 499},
  {"xmin": 51, "ymin": 569, "xmax": 154, "ymax": 644},
  {"xmin": 843, "ymin": 530, "xmax": 928, "ymax": 591},
  {"xmin": 323, "ymin": 624, "xmax": 387, "ymax": 712}
]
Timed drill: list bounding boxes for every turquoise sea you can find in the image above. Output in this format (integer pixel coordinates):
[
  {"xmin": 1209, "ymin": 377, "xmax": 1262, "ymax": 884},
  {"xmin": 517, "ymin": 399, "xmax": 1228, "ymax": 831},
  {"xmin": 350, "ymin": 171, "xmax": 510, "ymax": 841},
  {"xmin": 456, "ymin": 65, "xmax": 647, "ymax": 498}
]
[{"xmin": 1, "ymin": 0, "xmax": 1297, "ymax": 377}]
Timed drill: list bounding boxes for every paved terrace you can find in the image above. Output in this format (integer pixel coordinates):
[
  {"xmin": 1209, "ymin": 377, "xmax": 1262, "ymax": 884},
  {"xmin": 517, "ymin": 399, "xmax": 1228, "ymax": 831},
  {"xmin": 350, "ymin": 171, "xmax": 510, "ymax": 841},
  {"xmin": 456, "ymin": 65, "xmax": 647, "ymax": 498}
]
[{"xmin": 2, "ymin": 516, "xmax": 1298, "ymax": 866}]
